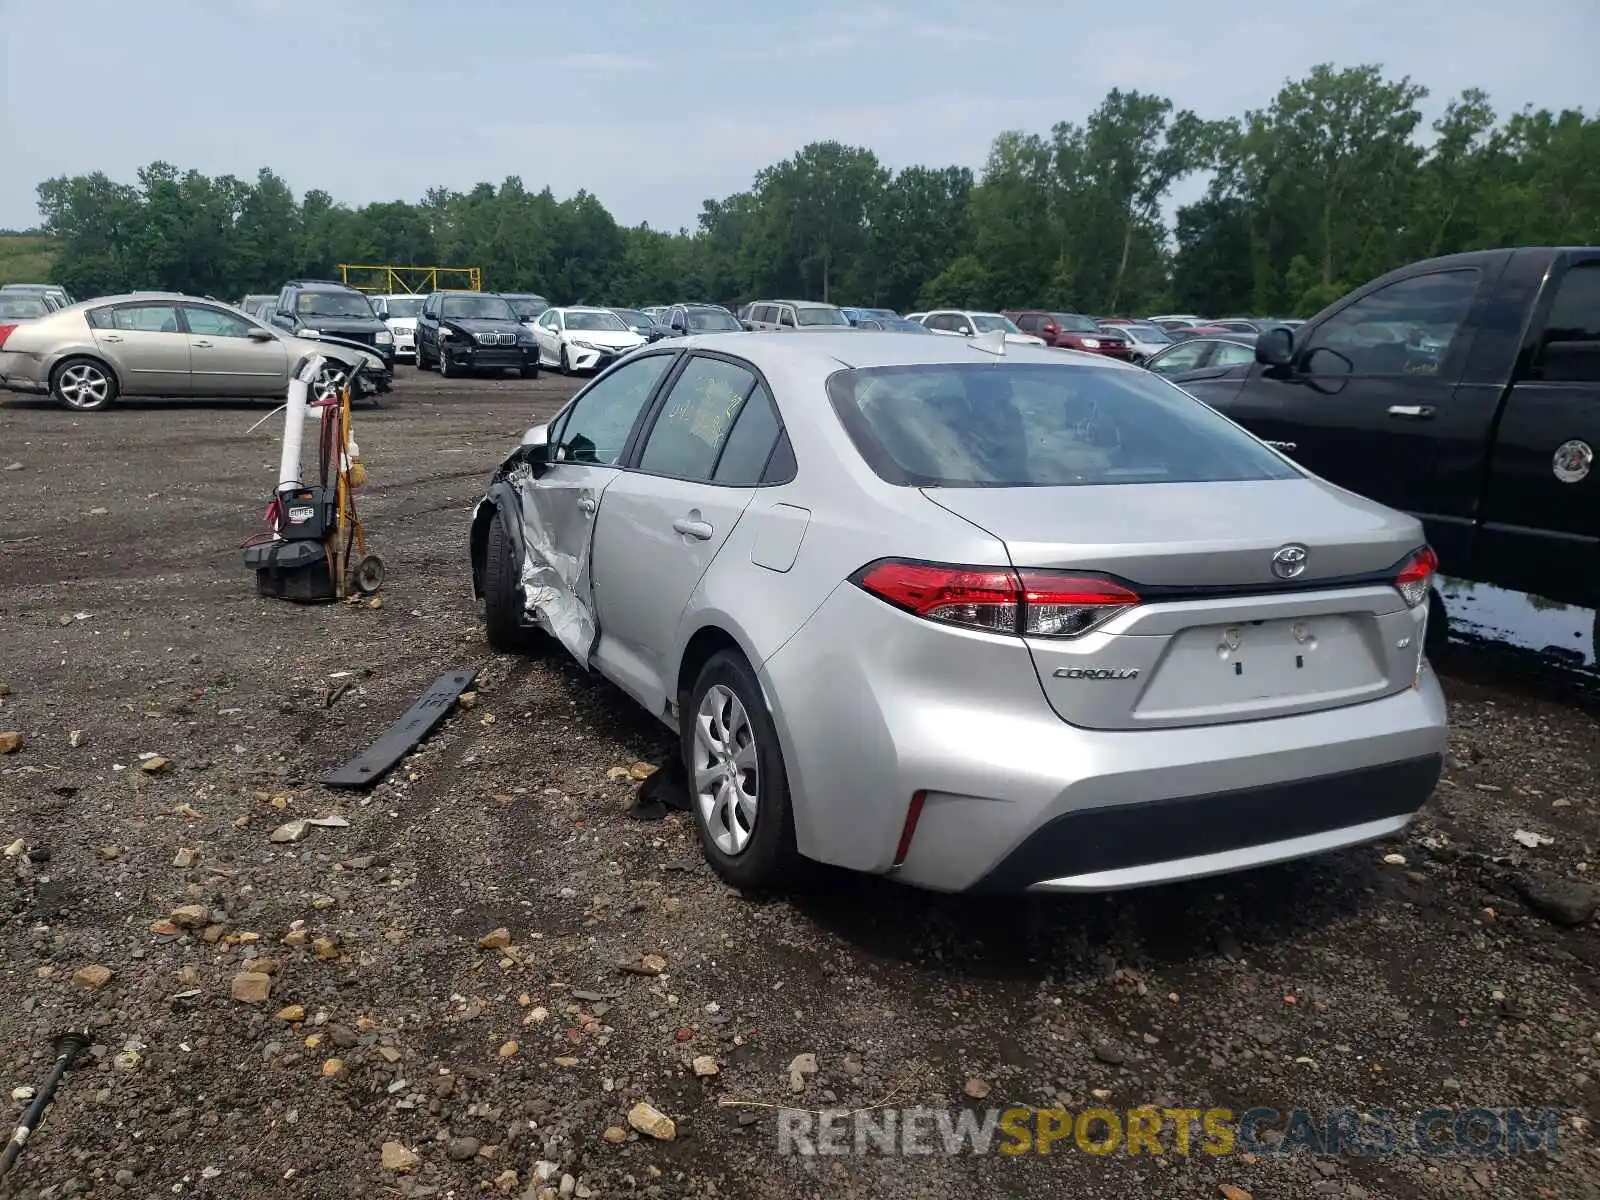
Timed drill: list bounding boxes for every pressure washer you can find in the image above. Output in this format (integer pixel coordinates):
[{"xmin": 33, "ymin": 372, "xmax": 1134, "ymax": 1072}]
[{"xmin": 242, "ymin": 353, "xmax": 385, "ymax": 603}]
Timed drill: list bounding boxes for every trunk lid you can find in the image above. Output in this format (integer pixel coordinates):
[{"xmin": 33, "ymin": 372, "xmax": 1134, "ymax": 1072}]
[{"xmin": 924, "ymin": 479, "xmax": 1429, "ymax": 730}]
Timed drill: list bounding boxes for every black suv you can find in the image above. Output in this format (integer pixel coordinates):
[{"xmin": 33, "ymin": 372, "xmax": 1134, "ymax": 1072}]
[
  {"xmin": 415, "ymin": 291, "xmax": 540, "ymax": 379},
  {"xmin": 271, "ymin": 281, "xmax": 396, "ymax": 370}
]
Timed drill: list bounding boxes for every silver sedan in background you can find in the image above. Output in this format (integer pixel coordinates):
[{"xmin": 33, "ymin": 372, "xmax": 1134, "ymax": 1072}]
[
  {"xmin": 469, "ymin": 333, "xmax": 1447, "ymax": 893},
  {"xmin": 0, "ymin": 292, "xmax": 391, "ymax": 411}
]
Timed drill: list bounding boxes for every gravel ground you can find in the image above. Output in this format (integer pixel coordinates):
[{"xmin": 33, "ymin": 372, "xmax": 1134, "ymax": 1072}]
[{"xmin": 1, "ymin": 371, "xmax": 1597, "ymax": 1200}]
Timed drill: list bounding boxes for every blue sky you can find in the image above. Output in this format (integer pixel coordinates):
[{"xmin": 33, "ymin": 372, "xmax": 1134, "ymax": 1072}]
[{"xmin": 3, "ymin": 0, "xmax": 1597, "ymax": 233}]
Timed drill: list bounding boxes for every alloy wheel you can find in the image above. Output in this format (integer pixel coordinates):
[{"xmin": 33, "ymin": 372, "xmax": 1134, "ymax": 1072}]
[
  {"xmin": 58, "ymin": 363, "xmax": 111, "ymax": 409},
  {"xmin": 312, "ymin": 365, "xmax": 348, "ymax": 404},
  {"xmin": 693, "ymin": 684, "xmax": 760, "ymax": 856}
]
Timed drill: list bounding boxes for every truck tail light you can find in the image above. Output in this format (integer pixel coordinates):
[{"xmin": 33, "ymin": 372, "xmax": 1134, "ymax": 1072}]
[
  {"xmin": 852, "ymin": 559, "xmax": 1139, "ymax": 639},
  {"xmin": 1393, "ymin": 546, "xmax": 1438, "ymax": 608}
]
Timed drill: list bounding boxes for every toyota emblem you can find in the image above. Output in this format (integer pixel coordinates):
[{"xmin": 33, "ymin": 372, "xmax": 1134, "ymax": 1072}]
[
  {"xmin": 1553, "ymin": 439, "xmax": 1593, "ymax": 484},
  {"xmin": 1271, "ymin": 544, "xmax": 1309, "ymax": 580}
]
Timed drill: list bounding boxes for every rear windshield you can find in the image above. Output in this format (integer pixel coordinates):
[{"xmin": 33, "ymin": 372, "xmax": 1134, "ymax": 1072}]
[
  {"xmin": 383, "ymin": 297, "xmax": 422, "ymax": 318},
  {"xmin": 0, "ymin": 296, "xmax": 48, "ymax": 318},
  {"xmin": 826, "ymin": 362, "xmax": 1300, "ymax": 488}
]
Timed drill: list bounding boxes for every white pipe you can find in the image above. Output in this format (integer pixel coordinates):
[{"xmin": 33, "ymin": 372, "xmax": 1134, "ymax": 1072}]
[{"xmin": 277, "ymin": 354, "xmax": 325, "ymax": 492}]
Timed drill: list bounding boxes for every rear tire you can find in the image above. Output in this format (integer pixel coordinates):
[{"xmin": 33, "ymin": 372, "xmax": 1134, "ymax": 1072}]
[
  {"xmin": 51, "ymin": 357, "xmax": 118, "ymax": 412},
  {"xmin": 682, "ymin": 650, "xmax": 798, "ymax": 892},
  {"xmin": 483, "ymin": 513, "xmax": 538, "ymax": 654}
]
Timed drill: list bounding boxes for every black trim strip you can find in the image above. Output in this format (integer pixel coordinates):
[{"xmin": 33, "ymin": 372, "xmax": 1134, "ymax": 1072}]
[{"xmin": 969, "ymin": 755, "xmax": 1442, "ymax": 892}]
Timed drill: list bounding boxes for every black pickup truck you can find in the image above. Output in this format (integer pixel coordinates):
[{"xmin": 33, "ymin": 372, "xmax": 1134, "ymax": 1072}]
[{"xmin": 1166, "ymin": 247, "xmax": 1599, "ymax": 642}]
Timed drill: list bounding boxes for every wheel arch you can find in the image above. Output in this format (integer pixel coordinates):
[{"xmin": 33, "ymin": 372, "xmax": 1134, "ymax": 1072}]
[
  {"xmin": 49, "ymin": 348, "xmax": 127, "ymax": 392},
  {"xmin": 469, "ymin": 485, "xmax": 524, "ymax": 600}
]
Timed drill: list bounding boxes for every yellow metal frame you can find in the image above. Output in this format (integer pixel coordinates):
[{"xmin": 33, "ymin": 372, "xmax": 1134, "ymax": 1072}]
[{"xmin": 337, "ymin": 264, "xmax": 482, "ymax": 295}]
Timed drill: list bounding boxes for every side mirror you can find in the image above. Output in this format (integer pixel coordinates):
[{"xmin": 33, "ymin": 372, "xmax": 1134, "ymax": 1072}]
[
  {"xmin": 247, "ymin": 327, "xmax": 275, "ymax": 342},
  {"xmin": 741, "ymin": 321, "xmax": 754, "ymax": 331},
  {"xmin": 669, "ymin": 321, "xmax": 687, "ymax": 334},
  {"xmin": 520, "ymin": 423, "xmax": 551, "ymax": 471},
  {"xmin": 1256, "ymin": 326, "xmax": 1294, "ymax": 367}
]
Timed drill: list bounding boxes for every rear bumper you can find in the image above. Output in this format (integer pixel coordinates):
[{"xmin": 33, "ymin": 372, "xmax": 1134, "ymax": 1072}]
[
  {"xmin": 761, "ymin": 583, "xmax": 1449, "ymax": 893},
  {"xmin": 0, "ymin": 351, "xmax": 47, "ymax": 393},
  {"xmin": 973, "ymin": 755, "xmax": 1440, "ymax": 892}
]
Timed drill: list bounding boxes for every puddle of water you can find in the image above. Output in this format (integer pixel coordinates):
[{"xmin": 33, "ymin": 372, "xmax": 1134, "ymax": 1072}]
[{"xmin": 1438, "ymin": 577, "xmax": 1597, "ymax": 674}]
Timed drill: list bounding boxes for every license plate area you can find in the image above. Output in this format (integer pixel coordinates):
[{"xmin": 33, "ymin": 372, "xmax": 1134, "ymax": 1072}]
[{"xmin": 1133, "ymin": 615, "xmax": 1387, "ymax": 721}]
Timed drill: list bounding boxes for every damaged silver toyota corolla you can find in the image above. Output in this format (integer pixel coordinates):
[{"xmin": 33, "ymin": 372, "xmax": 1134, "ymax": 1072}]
[{"xmin": 468, "ymin": 332, "xmax": 1448, "ymax": 894}]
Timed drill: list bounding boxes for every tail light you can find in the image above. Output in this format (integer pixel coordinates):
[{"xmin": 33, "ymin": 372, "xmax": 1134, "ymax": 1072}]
[
  {"xmin": 853, "ymin": 559, "xmax": 1139, "ymax": 639},
  {"xmin": 0, "ymin": 324, "xmax": 17, "ymax": 351},
  {"xmin": 1394, "ymin": 546, "xmax": 1438, "ymax": 608}
]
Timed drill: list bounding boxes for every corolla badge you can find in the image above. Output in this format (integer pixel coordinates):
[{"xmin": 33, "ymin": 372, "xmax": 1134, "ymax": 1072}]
[
  {"xmin": 1552, "ymin": 439, "xmax": 1593, "ymax": 484},
  {"xmin": 1053, "ymin": 667, "xmax": 1139, "ymax": 680},
  {"xmin": 1271, "ymin": 543, "xmax": 1309, "ymax": 580}
]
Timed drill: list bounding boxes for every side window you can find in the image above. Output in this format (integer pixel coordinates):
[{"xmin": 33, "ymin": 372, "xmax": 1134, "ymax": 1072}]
[
  {"xmin": 779, "ymin": 308, "xmax": 797, "ymax": 328},
  {"xmin": 277, "ymin": 287, "xmax": 294, "ymax": 315},
  {"xmin": 638, "ymin": 356, "xmax": 758, "ymax": 481},
  {"xmin": 1533, "ymin": 261, "xmax": 1600, "ymax": 383},
  {"xmin": 1305, "ymin": 270, "xmax": 1479, "ymax": 377},
  {"xmin": 536, "ymin": 310, "xmax": 553, "ymax": 329},
  {"xmin": 1212, "ymin": 341, "xmax": 1257, "ymax": 368},
  {"xmin": 556, "ymin": 354, "xmax": 674, "ymax": 466},
  {"xmin": 762, "ymin": 428, "xmax": 798, "ymax": 485},
  {"xmin": 1149, "ymin": 341, "xmax": 1211, "ymax": 375},
  {"xmin": 1015, "ymin": 314, "xmax": 1040, "ymax": 332},
  {"xmin": 106, "ymin": 304, "xmax": 182, "ymax": 333},
  {"xmin": 712, "ymin": 382, "xmax": 782, "ymax": 485},
  {"xmin": 925, "ymin": 314, "xmax": 951, "ymax": 332},
  {"xmin": 183, "ymin": 306, "xmax": 255, "ymax": 338}
]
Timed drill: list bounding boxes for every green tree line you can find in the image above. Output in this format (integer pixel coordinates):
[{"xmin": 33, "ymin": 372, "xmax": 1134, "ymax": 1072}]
[{"xmin": 29, "ymin": 63, "xmax": 1600, "ymax": 318}]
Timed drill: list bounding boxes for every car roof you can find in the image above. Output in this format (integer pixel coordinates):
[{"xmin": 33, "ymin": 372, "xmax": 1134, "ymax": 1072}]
[
  {"xmin": 291, "ymin": 280, "xmax": 362, "ymax": 291},
  {"xmin": 669, "ymin": 330, "xmax": 1136, "ymax": 372}
]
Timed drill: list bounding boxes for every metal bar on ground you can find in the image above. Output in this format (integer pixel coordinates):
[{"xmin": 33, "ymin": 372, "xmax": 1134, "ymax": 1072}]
[{"xmin": 319, "ymin": 668, "xmax": 478, "ymax": 789}]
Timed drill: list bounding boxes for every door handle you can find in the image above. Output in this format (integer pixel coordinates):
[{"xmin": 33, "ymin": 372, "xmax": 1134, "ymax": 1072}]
[
  {"xmin": 672, "ymin": 517, "xmax": 714, "ymax": 541},
  {"xmin": 1387, "ymin": 404, "xmax": 1435, "ymax": 420},
  {"xmin": 577, "ymin": 496, "xmax": 597, "ymax": 515},
  {"xmin": 192, "ymin": 340, "xmax": 213, "ymax": 348},
  {"xmin": 101, "ymin": 334, "xmax": 124, "ymax": 343}
]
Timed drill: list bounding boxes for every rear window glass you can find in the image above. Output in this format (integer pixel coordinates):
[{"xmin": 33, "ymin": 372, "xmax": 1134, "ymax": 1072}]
[{"xmin": 826, "ymin": 363, "xmax": 1300, "ymax": 488}]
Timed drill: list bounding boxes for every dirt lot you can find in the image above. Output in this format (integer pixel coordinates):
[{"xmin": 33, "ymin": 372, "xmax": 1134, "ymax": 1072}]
[{"xmin": 1, "ymin": 371, "xmax": 1598, "ymax": 1200}]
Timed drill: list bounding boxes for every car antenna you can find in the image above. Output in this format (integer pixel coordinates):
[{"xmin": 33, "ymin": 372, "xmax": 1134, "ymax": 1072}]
[{"xmin": 969, "ymin": 329, "xmax": 1006, "ymax": 357}]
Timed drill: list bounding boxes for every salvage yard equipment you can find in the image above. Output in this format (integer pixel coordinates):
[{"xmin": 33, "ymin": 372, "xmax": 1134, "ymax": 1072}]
[
  {"xmin": 338, "ymin": 263, "xmax": 481, "ymax": 294},
  {"xmin": 242, "ymin": 353, "xmax": 384, "ymax": 603}
]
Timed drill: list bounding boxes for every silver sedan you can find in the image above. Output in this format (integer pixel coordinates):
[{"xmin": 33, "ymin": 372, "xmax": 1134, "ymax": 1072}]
[
  {"xmin": 469, "ymin": 332, "xmax": 1447, "ymax": 893},
  {"xmin": 0, "ymin": 292, "xmax": 391, "ymax": 411}
]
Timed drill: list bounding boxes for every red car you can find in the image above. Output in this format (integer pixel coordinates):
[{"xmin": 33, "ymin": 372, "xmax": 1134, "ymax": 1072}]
[{"xmin": 1003, "ymin": 310, "xmax": 1138, "ymax": 361}]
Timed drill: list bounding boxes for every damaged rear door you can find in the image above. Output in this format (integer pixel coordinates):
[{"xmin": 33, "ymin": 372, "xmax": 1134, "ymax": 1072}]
[{"xmin": 516, "ymin": 351, "xmax": 678, "ymax": 660}]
